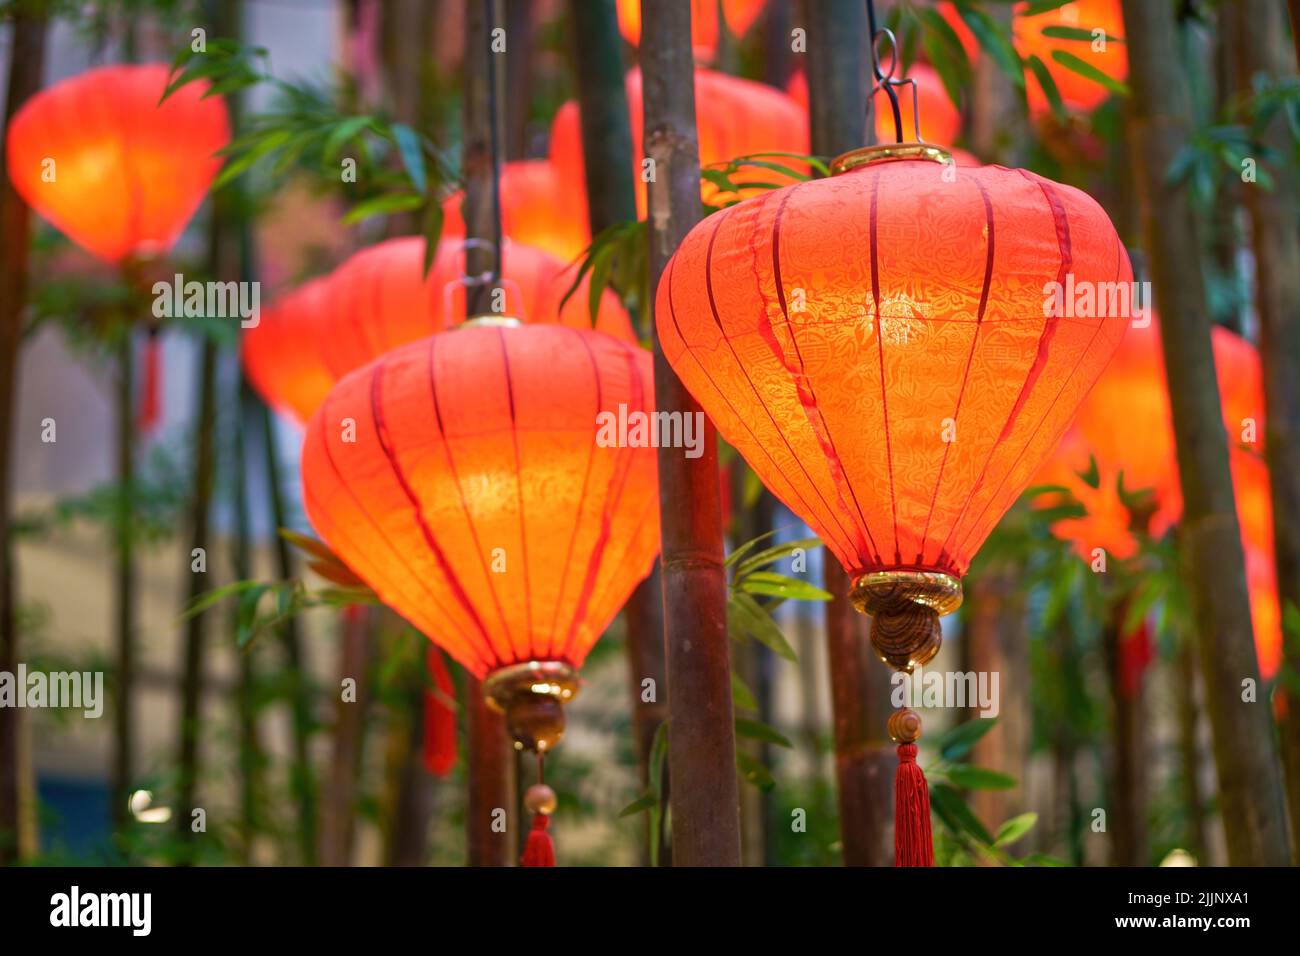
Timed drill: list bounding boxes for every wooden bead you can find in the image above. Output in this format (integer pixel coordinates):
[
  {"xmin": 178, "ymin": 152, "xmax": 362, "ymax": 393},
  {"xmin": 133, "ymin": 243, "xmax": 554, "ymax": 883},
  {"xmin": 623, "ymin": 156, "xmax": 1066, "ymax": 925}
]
[
  {"xmin": 870, "ymin": 602, "xmax": 942, "ymax": 672},
  {"xmin": 524, "ymin": 783, "xmax": 558, "ymax": 816},
  {"xmin": 888, "ymin": 707, "xmax": 923, "ymax": 744}
]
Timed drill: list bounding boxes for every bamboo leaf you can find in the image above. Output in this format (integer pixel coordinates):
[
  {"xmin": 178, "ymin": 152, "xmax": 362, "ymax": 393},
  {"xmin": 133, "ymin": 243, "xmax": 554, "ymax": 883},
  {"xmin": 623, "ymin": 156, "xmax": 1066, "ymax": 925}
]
[
  {"xmin": 736, "ymin": 752, "xmax": 776, "ymax": 792},
  {"xmin": 739, "ymin": 571, "xmax": 832, "ymax": 601},
  {"xmin": 731, "ymin": 671, "xmax": 758, "ymax": 711},
  {"xmin": 1039, "ymin": 25, "xmax": 1121, "ymax": 44},
  {"xmin": 946, "ymin": 765, "xmax": 1017, "ymax": 791},
  {"xmin": 958, "ymin": 6, "xmax": 1024, "ymax": 88},
  {"xmin": 994, "ymin": 812, "xmax": 1038, "ymax": 847},
  {"xmin": 1025, "ymin": 54, "xmax": 1067, "ymax": 122},
  {"xmin": 735, "ymin": 717, "xmax": 793, "ymax": 748},
  {"xmin": 1049, "ymin": 49, "xmax": 1129, "ymax": 96},
  {"xmin": 727, "ymin": 592, "xmax": 799, "ymax": 662},
  {"xmin": 341, "ymin": 192, "xmax": 425, "ymax": 225},
  {"xmin": 930, "ymin": 782, "xmax": 994, "ymax": 845},
  {"xmin": 934, "ymin": 716, "xmax": 998, "ymax": 761},
  {"xmin": 734, "ymin": 536, "xmax": 822, "ymax": 579},
  {"xmin": 619, "ymin": 791, "xmax": 657, "ymax": 818},
  {"xmin": 391, "ymin": 122, "xmax": 428, "ymax": 195}
]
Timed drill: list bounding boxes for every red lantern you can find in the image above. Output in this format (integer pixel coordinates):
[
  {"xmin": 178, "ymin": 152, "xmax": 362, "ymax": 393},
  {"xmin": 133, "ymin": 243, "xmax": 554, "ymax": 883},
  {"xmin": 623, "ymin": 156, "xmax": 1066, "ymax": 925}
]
[
  {"xmin": 243, "ymin": 236, "xmax": 635, "ymax": 424},
  {"xmin": 549, "ymin": 68, "xmax": 808, "ymax": 219},
  {"xmin": 658, "ymin": 143, "xmax": 1129, "ymax": 864},
  {"xmin": 1039, "ymin": 320, "xmax": 1279, "ymax": 675},
  {"xmin": 5, "ymin": 63, "xmax": 229, "ymax": 264},
  {"xmin": 441, "ymin": 159, "xmax": 591, "ymax": 263},
  {"xmin": 301, "ymin": 322, "xmax": 659, "ymax": 865},
  {"xmin": 615, "ymin": 0, "xmax": 766, "ymax": 58}
]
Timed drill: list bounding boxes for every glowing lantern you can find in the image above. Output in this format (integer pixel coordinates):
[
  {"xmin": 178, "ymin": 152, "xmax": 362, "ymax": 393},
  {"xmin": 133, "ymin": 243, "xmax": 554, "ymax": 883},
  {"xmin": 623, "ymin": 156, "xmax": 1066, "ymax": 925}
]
[
  {"xmin": 242, "ymin": 236, "xmax": 635, "ymax": 424},
  {"xmin": 5, "ymin": 63, "xmax": 229, "ymax": 264},
  {"xmin": 939, "ymin": 1, "xmax": 1126, "ymax": 116},
  {"xmin": 658, "ymin": 143, "xmax": 1129, "ymax": 864},
  {"xmin": 616, "ymin": 0, "xmax": 766, "ymax": 58},
  {"xmin": 442, "ymin": 159, "xmax": 591, "ymax": 263},
  {"xmin": 549, "ymin": 68, "xmax": 808, "ymax": 218},
  {"xmin": 301, "ymin": 322, "xmax": 660, "ymax": 863},
  {"xmin": 1014, "ymin": 0, "xmax": 1126, "ymax": 115},
  {"xmin": 1036, "ymin": 319, "xmax": 1280, "ymax": 676}
]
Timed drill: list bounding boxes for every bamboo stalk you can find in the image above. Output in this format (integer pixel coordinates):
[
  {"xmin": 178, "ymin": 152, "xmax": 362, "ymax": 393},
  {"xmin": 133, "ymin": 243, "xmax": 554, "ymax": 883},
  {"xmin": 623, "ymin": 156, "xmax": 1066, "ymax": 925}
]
[
  {"xmin": 231, "ymin": 380, "xmax": 262, "ymax": 863},
  {"xmin": 641, "ymin": 0, "xmax": 741, "ymax": 867},
  {"xmin": 1120, "ymin": 0, "xmax": 1291, "ymax": 864},
  {"xmin": 0, "ymin": 4, "xmax": 47, "ymax": 864},
  {"xmin": 1226, "ymin": 0, "xmax": 1300, "ymax": 865},
  {"xmin": 319, "ymin": 605, "xmax": 370, "ymax": 865},
  {"xmin": 461, "ymin": 0, "xmax": 514, "ymax": 866}
]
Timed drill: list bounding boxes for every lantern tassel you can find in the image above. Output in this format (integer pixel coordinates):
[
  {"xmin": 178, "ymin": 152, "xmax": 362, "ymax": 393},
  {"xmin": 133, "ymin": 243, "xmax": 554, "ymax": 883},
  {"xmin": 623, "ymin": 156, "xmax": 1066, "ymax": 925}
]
[
  {"xmin": 894, "ymin": 743, "xmax": 933, "ymax": 867},
  {"xmin": 521, "ymin": 813, "xmax": 555, "ymax": 867},
  {"xmin": 422, "ymin": 647, "xmax": 457, "ymax": 778},
  {"xmin": 137, "ymin": 331, "xmax": 162, "ymax": 434},
  {"xmin": 888, "ymin": 706, "xmax": 933, "ymax": 866}
]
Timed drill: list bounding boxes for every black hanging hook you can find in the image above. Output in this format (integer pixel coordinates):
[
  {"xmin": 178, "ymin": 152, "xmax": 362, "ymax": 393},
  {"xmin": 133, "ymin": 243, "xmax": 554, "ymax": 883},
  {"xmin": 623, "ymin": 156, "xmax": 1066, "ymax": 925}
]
[{"xmin": 866, "ymin": 0, "xmax": 925, "ymax": 145}]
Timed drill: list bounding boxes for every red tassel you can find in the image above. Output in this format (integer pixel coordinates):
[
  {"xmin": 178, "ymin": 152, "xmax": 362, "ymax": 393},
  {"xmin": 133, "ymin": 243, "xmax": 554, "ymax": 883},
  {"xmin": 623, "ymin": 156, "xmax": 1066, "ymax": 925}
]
[
  {"xmin": 422, "ymin": 647, "xmax": 457, "ymax": 777},
  {"xmin": 520, "ymin": 813, "xmax": 555, "ymax": 867},
  {"xmin": 136, "ymin": 333, "xmax": 163, "ymax": 433},
  {"xmin": 1118, "ymin": 619, "xmax": 1153, "ymax": 699},
  {"xmin": 894, "ymin": 743, "xmax": 934, "ymax": 867}
]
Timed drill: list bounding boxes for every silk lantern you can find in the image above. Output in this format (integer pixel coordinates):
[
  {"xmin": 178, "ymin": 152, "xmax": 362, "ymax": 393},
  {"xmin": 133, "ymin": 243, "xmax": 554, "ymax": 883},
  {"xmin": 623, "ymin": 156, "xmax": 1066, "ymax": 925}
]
[
  {"xmin": 441, "ymin": 159, "xmax": 591, "ymax": 263},
  {"xmin": 549, "ymin": 68, "xmax": 809, "ymax": 219},
  {"xmin": 243, "ymin": 235, "xmax": 635, "ymax": 424},
  {"xmin": 301, "ymin": 322, "xmax": 659, "ymax": 864},
  {"xmin": 5, "ymin": 63, "xmax": 229, "ymax": 264},
  {"xmin": 1039, "ymin": 320, "xmax": 1281, "ymax": 676},
  {"xmin": 658, "ymin": 142, "xmax": 1130, "ymax": 864}
]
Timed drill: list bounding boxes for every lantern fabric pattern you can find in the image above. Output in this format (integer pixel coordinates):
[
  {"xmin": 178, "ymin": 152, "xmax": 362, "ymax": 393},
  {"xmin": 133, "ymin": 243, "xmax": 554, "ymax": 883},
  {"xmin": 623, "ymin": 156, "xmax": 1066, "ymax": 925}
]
[
  {"xmin": 5, "ymin": 63, "xmax": 229, "ymax": 263},
  {"xmin": 658, "ymin": 154, "xmax": 1131, "ymax": 580},
  {"xmin": 300, "ymin": 324, "xmax": 660, "ymax": 679},
  {"xmin": 243, "ymin": 236, "xmax": 636, "ymax": 424},
  {"xmin": 442, "ymin": 159, "xmax": 591, "ymax": 263},
  {"xmin": 549, "ymin": 68, "xmax": 808, "ymax": 219}
]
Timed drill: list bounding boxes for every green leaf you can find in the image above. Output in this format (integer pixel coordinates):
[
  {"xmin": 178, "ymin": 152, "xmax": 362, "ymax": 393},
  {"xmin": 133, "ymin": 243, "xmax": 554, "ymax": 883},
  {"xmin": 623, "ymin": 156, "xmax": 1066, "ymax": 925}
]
[
  {"xmin": 930, "ymin": 782, "xmax": 995, "ymax": 845},
  {"xmin": 958, "ymin": 6, "xmax": 1024, "ymax": 89},
  {"xmin": 727, "ymin": 592, "xmax": 799, "ymax": 662},
  {"xmin": 421, "ymin": 202, "xmax": 445, "ymax": 276},
  {"xmin": 736, "ymin": 752, "xmax": 775, "ymax": 791},
  {"xmin": 1039, "ymin": 25, "xmax": 1121, "ymax": 44},
  {"xmin": 735, "ymin": 717, "xmax": 793, "ymax": 749},
  {"xmin": 1076, "ymin": 452, "xmax": 1101, "ymax": 490},
  {"xmin": 322, "ymin": 115, "xmax": 374, "ymax": 159},
  {"xmin": 734, "ymin": 537, "xmax": 822, "ymax": 579},
  {"xmin": 738, "ymin": 571, "xmax": 832, "ymax": 601},
  {"xmin": 648, "ymin": 719, "xmax": 669, "ymax": 798},
  {"xmin": 917, "ymin": 6, "xmax": 972, "ymax": 111},
  {"xmin": 1049, "ymin": 49, "xmax": 1129, "ymax": 97},
  {"xmin": 181, "ymin": 579, "xmax": 272, "ymax": 620},
  {"xmin": 946, "ymin": 765, "xmax": 1017, "ymax": 791},
  {"xmin": 619, "ymin": 791, "xmax": 657, "ymax": 818},
  {"xmin": 725, "ymin": 528, "xmax": 782, "ymax": 569},
  {"xmin": 994, "ymin": 812, "xmax": 1038, "ymax": 847},
  {"xmin": 731, "ymin": 671, "xmax": 758, "ymax": 711},
  {"xmin": 391, "ymin": 122, "xmax": 428, "ymax": 195},
  {"xmin": 341, "ymin": 192, "xmax": 425, "ymax": 225},
  {"xmin": 1024, "ymin": 54, "xmax": 1067, "ymax": 122},
  {"xmin": 235, "ymin": 583, "xmax": 274, "ymax": 648},
  {"xmin": 934, "ymin": 716, "xmax": 998, "ymax": 761}
]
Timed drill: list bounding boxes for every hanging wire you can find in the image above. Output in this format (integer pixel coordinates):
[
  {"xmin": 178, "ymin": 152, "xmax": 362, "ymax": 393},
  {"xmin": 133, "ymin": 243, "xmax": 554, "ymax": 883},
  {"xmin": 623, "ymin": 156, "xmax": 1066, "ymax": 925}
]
[
  {"xmin": 484, "ymin": 0, "xmax": 503, "ymax": 287},
  {"xmin": 865, "ymin": 0, "xmax": 924, "ymax": 144}
]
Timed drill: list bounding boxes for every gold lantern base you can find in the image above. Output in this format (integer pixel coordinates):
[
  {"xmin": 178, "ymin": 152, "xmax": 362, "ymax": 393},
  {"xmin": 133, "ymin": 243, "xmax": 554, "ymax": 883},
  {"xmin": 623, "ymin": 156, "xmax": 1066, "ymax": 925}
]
[
  {"xmin": 483, "ymin": 660, "xmax": 581, "ymax": 753},
  {"xmin": 850, "ymin": 570, "xmax": 962, "ymax": 673},
  {"xmin": 830, "ymin": 142, "xmax": 954, "ymax": 175}
]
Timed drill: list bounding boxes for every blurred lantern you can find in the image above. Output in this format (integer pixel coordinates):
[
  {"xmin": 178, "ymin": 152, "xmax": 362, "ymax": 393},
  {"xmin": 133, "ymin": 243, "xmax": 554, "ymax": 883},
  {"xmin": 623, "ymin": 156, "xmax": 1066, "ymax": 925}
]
[
  {"xmin": 615, "ymin": 0, "xmax": 766, "ymax": 59},
  {"xmin": 549, "ymin": 68, "xmax": 808, "ymax": 218},
  {"xmin": 1014, "ymin": 0, "xmax": 1126, "ymax": 115},
  {"xmin": 6, "ymin": 62, "xmax": 229, "ymax": 432},
  {"xmin": 242, "ymin": 236, "xmax": 635, "ymax": 424},
  {"xmin": 442, "ymin": 159, "xmax": 591, "ymax": 263},
  {"xmin": 302, "ymin": 322, "xmax": 659, "ymax": 864},
  {"xmin": 939, "ymin": 1, "xmax": 1126, "ymax": 116},
  {"xmin": 1037, "ymin": 319, "xmax": 1280, "ymax": 676},
  {"xmin": 658, "ymin": 142, "xmax": 1129, "ymax": 864},
  {"xmin": 5, "ymin": 63, "xmax": 229, "ymax": 264}
]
